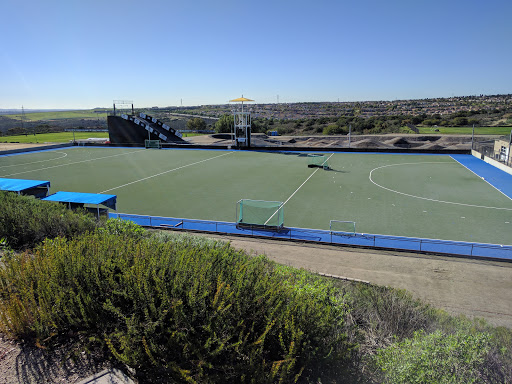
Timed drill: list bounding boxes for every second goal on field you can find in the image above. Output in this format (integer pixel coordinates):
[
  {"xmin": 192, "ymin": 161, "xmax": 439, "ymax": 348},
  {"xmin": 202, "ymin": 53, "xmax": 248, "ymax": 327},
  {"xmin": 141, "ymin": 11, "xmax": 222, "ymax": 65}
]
[
  {"xmin": 145, "ymin": 139, "xmax": 162, "ymax": 149},
  {"xmin": 307, "ymin": 154, "xmax": 330, "ymax": 170}
]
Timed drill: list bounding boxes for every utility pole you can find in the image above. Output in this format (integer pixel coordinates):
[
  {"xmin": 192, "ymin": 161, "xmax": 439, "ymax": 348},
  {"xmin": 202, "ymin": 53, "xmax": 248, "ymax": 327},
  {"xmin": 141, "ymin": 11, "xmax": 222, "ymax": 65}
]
[
  {"xmin": 471, "ymin": 124, "xmax": 475, "ymax": 150},
  {"xmin": 21, "ymin": 106, "xmax": 27, "ymax": 136},
  {"xmin": 508, "ymin": 128, "xmax": 512, "ymax": 167},
  {"xmin": 348, "ymin": 124, "xmax": 351, "ymax": 148}
]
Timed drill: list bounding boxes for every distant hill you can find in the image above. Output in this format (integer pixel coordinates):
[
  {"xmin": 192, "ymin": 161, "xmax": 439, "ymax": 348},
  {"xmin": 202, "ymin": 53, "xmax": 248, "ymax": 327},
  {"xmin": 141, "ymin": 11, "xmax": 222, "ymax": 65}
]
[{"xmin": 0, "ymin": 109, "xmax": 77, "ymax": 115}]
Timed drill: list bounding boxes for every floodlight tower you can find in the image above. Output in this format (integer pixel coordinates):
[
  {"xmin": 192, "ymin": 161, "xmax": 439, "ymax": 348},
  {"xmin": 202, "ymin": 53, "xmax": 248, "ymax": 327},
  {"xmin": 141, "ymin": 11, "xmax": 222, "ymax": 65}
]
[{"xmin": 230, "ymin": 96, "xmax": 254, "ymax": 148}]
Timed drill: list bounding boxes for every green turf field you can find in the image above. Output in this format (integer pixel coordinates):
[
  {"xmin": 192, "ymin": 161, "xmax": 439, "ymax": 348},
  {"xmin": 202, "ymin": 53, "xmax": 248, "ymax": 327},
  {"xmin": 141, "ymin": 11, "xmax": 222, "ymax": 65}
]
[
  {"xmin": 1, "ymin": 132, "xmax": 109, "ymax": 143},
  {"xmin": 417, "ymin": 126, "xmax": 511, "ymax": 135},
  {"xmin": 1, "ymin": 147, "xmax": 511, "ymax": 245}
]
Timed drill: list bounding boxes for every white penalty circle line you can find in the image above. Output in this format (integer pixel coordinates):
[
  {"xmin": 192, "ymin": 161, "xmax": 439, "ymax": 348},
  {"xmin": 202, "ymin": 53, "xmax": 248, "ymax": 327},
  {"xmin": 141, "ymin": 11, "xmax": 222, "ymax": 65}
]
[
  {"xmin": 265, "ymin": 153, "xmax": 335, "ymax": 225},
  {"xmin": 369, "ymin": 161, "xmax": 512, "ymax": 211},
  {"xmin": 0, "ymin": 149, "xmax": 146, "ymax": 178},
  {"xmin": 99, "ymin": 151, "xmax": 234, "ymax": 194},
  {"xmin": 0, "ymin": 151, "xmax": 68, "ymax": 169}
]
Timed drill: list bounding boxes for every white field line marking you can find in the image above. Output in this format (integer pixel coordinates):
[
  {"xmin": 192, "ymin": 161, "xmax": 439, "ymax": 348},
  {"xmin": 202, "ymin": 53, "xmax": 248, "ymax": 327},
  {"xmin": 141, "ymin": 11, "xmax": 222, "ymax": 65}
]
[
  {"xmin": 99, "ymin": 151, "xmax": 234, "ymax": 194},
  {"xmin": 264, "ymin": 153, "xmax": 334, "ymax": 225},
  {"xmin": 369, "ymin": 161, "xmax": 512, "ymax": 211},
  {"xmin": 0, "ymin": 151, "xmax": 68, "ymax": 169},
  {"xmin": 450, "ymin": 155, "xmax": 512, "ymax": 202},
  {"xmin": 0, "ymin": 149, "xmax": 145, "ymax": 178}
]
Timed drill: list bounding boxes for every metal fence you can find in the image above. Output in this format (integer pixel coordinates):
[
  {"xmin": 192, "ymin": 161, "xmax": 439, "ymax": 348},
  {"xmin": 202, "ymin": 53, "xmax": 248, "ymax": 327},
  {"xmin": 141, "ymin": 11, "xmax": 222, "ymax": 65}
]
[
  {"xmin": 473, "ymin": 140, "xmax": 511, "ymax": 168},
  {"xmin": 110, "ymin": 213, "xmax": 512, "ymax": 261}
]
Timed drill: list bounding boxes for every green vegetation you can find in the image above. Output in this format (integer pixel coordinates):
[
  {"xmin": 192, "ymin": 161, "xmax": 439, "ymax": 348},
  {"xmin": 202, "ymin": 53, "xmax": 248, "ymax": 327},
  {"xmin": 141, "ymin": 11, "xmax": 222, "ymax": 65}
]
[
  {"xmin": 0, "ymin": 191, "xmax": 99, "ymax": 250},
  {"xmin": 186, "ymin": 117, "xmax": 207, "ymax": 131},
  {"xmin": 214, "ymin": 114, "xmax": 235, "ymax": 133},
  {"xmin": 0, "ymin": 214, "xmax": 353, "ymax": 382},
  {"xmin": 254, "ymin": 115, "xmax": 511, "ymax": 137},
  {"xmin": 417, "ymin": 126, "xmax": 512, "ymax": 135},
  {"xmin": 0, "ymin": 194, "xmax": 511, "ymax": 383},
  {"xmin": 181, "ymin": 132, "xmax": 208, "ymax": 137},
  {"xmin": 0, "ymin": 109, "xmax": 108, "ymax": 137},
  {"xmin": 0, "ymin": 131, "xmax": 109, "ymax": 143},
  {"xmin": 8, "ymin": 109, "xmax": 109, "ymax": 122},
  {"xmin": 375, "ymin": 330, "xmax": 493, "ymax": 383}
]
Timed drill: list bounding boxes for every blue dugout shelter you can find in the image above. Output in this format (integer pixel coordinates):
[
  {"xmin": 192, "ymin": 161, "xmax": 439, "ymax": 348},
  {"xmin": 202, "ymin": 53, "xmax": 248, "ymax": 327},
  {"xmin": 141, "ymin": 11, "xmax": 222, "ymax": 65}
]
[
  {"xmin": 0, "ymin": 178, "xmax": 50, "ymax": 198},
  {"xmin": 42, "ymin": 191, "xmax": 117, "ymax": 217}
]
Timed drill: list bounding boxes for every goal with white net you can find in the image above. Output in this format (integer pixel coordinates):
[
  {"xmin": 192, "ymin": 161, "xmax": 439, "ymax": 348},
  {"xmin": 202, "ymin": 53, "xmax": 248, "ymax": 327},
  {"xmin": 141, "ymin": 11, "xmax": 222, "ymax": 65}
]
[
  {"xmin": 307, "ymin": 154, "xmax": 330, "ymax": 169},
  {"xmin": 236, "ymin": 199, "xmax": 284, "ymax": 229},
  {"xmin": 145, "ymin": 139, "xmax": 162, "ymax": 149}
]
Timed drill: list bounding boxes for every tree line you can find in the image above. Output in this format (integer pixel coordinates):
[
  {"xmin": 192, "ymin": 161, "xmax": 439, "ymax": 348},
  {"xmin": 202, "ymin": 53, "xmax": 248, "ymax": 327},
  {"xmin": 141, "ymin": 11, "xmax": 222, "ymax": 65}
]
[{"xmin": 209, "ymin": 106, "xmax": 511, "ymax": 136}]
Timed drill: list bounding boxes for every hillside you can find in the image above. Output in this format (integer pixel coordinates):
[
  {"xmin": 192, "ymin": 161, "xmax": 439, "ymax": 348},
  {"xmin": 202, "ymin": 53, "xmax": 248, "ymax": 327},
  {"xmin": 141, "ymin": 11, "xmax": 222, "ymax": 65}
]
[{"xmin": 0, "ymin": 193, "xmax": 511, "ymax": 383}]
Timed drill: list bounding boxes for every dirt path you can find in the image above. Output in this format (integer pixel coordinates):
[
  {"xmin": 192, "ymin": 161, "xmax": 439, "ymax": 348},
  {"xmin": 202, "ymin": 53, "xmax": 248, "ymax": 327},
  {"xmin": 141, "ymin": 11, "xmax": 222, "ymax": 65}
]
[{"xmin": 205, "ymin": 234, "xmax": 512, "ymax": 328}]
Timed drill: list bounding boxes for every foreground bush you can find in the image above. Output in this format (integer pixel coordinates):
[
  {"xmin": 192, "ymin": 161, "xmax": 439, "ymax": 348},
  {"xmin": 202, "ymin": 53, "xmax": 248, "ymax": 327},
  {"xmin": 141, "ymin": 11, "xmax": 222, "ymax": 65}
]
[
  {"xmin": 0, "ymin": 228, "xmax": 353, "ymax": 383},
  {"xmin": 345, "ymin": 283, "xmax": 437, "ymax": 353},
  {"xmin": 0, "ymin": 191, "xmax": 98, "ymax": 250},
  {"xmin": 375, "ymin": 329, "xmax": 494, "ymax": 383}
]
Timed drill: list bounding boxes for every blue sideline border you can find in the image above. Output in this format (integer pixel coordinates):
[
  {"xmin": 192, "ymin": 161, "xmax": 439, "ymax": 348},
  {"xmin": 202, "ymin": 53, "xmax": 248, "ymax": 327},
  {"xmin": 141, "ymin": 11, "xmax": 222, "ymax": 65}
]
[
  {"xmin": 110, "ymin": 213, "xmax": 512, "ymax": 261},
  {"xmin": 450, "ymin": 154, "xmax": 512, "ymax": 199}
]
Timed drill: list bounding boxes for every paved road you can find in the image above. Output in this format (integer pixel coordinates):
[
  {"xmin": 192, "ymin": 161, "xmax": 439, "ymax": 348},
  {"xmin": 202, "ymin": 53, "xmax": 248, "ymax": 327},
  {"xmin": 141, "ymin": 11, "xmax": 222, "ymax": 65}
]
[{"xmin": 205, "ymin": 234, "xmax": 512, "ymax": 328}]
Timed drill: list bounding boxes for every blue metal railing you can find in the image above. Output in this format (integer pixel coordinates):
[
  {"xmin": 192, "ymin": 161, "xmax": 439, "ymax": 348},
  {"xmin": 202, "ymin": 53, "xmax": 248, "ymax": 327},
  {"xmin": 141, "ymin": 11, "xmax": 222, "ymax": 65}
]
[{"xmin": 109, "ymin": 212, "xmax": 512, "ymax": 261}]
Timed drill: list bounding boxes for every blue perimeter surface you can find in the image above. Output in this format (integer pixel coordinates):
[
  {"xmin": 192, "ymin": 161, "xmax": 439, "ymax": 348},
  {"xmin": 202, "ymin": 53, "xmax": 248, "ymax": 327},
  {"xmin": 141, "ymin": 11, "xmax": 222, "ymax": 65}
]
[
  {"xmin": 111, "ymin": 213, "xmax": 512, "ymax": 261},
  {"xmin": 451, "ymin": 154, "xmax": 512, "ymax": 199},
  {"xmin": 44, "ymin": 191, "xmax": 117, "ymax": 210},
  {"xmin": 0, "ymin": 178, "xmax": 50, "ymax": 192}
]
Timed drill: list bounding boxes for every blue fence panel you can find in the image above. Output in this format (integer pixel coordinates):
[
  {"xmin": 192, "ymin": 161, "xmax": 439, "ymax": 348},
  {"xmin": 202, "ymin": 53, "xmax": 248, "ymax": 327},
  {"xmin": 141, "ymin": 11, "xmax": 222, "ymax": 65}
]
[
  {"xmin": 331, "ymin": 233, "xmax": 376, "ymax": 247},
  {"xmin": 110, "ymin": 212, "xmax": 511, "ymax": 261},
  {"xmin": 150, "ymin": 216, "xmax": 185, "ymax": 228},
  {"xmin": 470, "ymin": 244, "xmax": 512, "ymax": 260},
  {"xmin": 112, "ymin": 213, "xmax": 152, "ymax": 226},
  {"xmin": 182, "ymin": 219, "xmax": 218, "ymax": 232},
  {"xmin": 290, "ymin": 228, "xmax": 331, "ymax": 242},
  {"xmin": 374, "ymin": 235, "xmax": 422, "ymax": 252},
  {"xmin": 216, "ymin": 222, "xmax": 248, "ymax": 235},
  {"xmin": 419, "ymin": 240, "xmax": 474, "ymax": 256},
  {"xmin": 251, "ymin": 229, "xmax": 292, "ymax": 239}
]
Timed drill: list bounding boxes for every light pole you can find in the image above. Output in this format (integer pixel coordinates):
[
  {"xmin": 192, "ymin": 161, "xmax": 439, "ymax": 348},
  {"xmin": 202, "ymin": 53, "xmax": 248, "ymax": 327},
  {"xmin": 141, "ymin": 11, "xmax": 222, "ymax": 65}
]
[
  {"xmin": 471, "ymin": 124, "xmax": 475, "ymax": 150},
  {"xmin": 508, "ymin": 129, "xmax": 512, "ymax": 167}
]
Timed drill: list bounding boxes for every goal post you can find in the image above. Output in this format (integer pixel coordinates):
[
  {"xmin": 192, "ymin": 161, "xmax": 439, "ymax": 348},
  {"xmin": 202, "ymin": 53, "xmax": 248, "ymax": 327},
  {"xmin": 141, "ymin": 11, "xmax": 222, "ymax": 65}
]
[
  {"xmin": 145, "ymin": 139, "xmax": 162, "ymax": 149},
  {"xmin": 330, "ymin": 220, "xmax": 356, "ymax": 236},
  {"xmin": 236, "ymin": 199, "xmax": 284, "ymax": 229},
  {"xmin": 307, "ymin": 154, "xmax": 330, "ymax": 169}
]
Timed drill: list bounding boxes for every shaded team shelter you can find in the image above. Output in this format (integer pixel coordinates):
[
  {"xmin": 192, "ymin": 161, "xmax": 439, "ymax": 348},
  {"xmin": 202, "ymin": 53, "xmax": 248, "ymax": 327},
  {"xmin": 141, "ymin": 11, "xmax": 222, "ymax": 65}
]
[
  {"xmin": 42, "ymin": 191, "xmax": 117, "ymax": 218},
  {"xmin": 0, "ymin": 178, "xmax": 50, "ymax": 198}
]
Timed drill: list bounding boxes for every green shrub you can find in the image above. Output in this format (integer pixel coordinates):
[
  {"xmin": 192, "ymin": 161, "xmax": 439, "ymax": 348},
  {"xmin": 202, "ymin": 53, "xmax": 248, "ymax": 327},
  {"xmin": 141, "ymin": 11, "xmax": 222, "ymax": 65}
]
[
  {"xmin": 149, "ymin": 229, "xmax": 226, "ymax": 248},
  {"xmin": 98, "ymin": 218, "xmax": 148, "ymax": 240},
  {"xmin": 0, "ymin": 231, "xmax": 353, "ymax": 383},
  {"xmin": 346, "ymin": 284, "xmax": 436, "ymax": 353},
  {"xmin": 375, "ymin": 330, "xmax": 492, "ymax": 383},
  {"xmin": 0, "ymin": 191, "xmax": 98, "ymax": 250},
  {"xmin": 323, "ymin": 124, "xmax": 347, "ymax": 135}
]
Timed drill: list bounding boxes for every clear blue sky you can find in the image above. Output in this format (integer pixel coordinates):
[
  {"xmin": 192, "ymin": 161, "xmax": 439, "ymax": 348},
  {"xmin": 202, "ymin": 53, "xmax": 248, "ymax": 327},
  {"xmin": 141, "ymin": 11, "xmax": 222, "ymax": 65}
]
[{"xmin": 1, "ymin": 0, "xmax": 511, "ymax": 109}]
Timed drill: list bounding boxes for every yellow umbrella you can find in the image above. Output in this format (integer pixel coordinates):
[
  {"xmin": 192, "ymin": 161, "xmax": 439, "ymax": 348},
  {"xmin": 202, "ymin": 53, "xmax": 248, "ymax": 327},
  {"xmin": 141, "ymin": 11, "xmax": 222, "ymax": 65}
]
[{"xmin": 229, "ymin": 97, "xmax": 254, "ymax": 102}]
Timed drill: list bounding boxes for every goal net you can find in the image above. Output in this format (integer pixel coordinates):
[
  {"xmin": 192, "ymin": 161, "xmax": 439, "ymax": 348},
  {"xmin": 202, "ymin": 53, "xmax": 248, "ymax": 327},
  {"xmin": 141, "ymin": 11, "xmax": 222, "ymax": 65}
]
[
  {"xmin": 330, "ymin": 220, "xmax": 356, "ymax": 236},
  {"xmin": 236, "ymin": 199, "xmax": 284, "ymax": 228},
  {"xmin": 307, "ymin": 154, "xmax": 330, "ymax": 169},
  {"xmin": 145, "ymin": 139, "xmax": 162, "ymax": 149}
]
